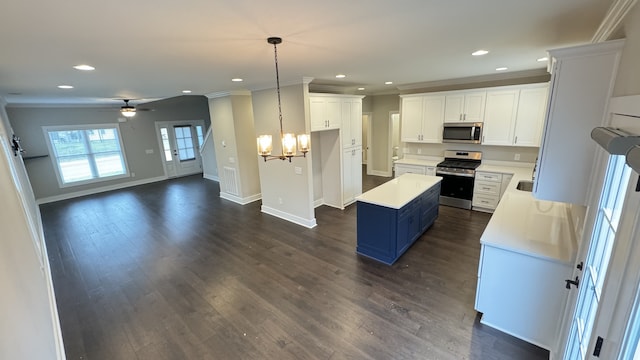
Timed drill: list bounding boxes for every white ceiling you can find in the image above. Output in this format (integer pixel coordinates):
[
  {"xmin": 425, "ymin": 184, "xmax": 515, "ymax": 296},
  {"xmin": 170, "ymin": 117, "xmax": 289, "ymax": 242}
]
[{"xmin": 0, "ymin": 0, "xmax": 614, "ymax": 106}]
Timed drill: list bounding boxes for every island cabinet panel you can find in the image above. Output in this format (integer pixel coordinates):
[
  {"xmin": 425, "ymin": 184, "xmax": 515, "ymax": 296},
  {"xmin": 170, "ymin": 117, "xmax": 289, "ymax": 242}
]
[{"xmin": 357, "ymin": 182, "xmax": 440, "ymax": 265}]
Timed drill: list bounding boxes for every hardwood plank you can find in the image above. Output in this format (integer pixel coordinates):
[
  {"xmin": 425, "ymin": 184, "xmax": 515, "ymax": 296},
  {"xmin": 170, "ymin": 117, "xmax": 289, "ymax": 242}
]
[{"xmin": 40, "ymin": 171, "xmax": 549, "ymax": 359}]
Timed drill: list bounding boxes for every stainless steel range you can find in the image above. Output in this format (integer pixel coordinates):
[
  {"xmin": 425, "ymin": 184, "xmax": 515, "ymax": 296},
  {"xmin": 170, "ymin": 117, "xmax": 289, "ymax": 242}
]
[{"xmin": 436, "ymin": 150, "xmax": 482, "ymax": 209}]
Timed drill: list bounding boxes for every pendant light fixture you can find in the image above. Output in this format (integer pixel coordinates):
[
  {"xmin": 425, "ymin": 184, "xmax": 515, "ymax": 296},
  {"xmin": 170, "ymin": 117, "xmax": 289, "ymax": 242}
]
[{"xmin": 257, "ymin": 37, "xmax": 310, "ymax": 162}]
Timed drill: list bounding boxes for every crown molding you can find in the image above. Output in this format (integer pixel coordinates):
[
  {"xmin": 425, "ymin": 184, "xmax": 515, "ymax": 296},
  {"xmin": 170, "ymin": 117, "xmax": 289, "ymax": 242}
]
[
  {"xmin": 205, "ymin": 90, "xmax": 252, "ymax": 99},
  {"xmin": 592, "ymin": 0, "xmax": 638, "ymax": 42},
  {"xmin": 397, "ymin": 68, "xmax": 549, "ymax": 92}
]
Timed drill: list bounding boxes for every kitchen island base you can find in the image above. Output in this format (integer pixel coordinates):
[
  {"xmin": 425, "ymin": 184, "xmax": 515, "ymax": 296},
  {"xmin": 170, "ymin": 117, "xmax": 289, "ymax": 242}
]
[{"xmin": 356, "ymin": 175, "xmax": 441, "ymax": 265}]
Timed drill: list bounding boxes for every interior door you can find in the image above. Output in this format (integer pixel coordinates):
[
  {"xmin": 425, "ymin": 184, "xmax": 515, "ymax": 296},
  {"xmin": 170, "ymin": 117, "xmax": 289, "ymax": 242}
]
[
  {"xmin": 563, "ymin": 154, "xmax": 632, "ymax": 359},
  {"xmin": 155, "ymin": 120, "xmax": 205, "ymax": 178}
]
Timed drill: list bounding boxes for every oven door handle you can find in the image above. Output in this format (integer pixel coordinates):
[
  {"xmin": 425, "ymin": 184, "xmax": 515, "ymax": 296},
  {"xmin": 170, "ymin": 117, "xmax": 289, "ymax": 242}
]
[{"xmin": 436, "ymin": 170, "xmax": 475, "ymax": 178}]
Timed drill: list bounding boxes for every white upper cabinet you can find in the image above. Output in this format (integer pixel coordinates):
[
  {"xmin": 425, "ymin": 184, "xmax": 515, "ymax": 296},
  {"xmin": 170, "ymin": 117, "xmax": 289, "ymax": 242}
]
[
  {"xmin": 341, "ymin": 98, "xmax": 363, "ymax": 148},
  {"xmin": 310, "ymin": 95, "xmax": 342, "ymax": 131},
  {"xmin": 400, "ymin": 94, "xmax": 445, "ymax": 143},
  {"xmin": 513, "ymin": 85, "xmax": 548, "ymax": 147},
  {"xmin": 482, "ymin": 90, "xmax": 520, "ymax": 146},
  {"xmin": 534, "ymin": 40, "xmax": 624, "ymax": 205},
  {"xmin": 444, "ymin": 91, "xmax": 486, "ymax": 122},
  {"xmin": 482, "ymin": 84, "xmax": 548, "ymax": 147}
]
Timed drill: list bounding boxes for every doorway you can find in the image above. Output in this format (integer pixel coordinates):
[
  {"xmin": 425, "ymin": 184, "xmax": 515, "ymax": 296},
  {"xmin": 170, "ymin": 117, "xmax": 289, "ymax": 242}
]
[
  {"xmin": 155, "ymin": 120, "xmax": 205, "ymax": 178},
  {"xmin": 363, "ymin": 112, "xmax": 372, "ymax": 174}
]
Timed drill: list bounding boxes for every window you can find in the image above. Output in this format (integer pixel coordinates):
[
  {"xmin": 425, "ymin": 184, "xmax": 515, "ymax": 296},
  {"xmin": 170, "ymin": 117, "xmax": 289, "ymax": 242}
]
[
  {"xmin": 44, "ymin": 125, "xmax": 129, "ymax": 186},
  {"xmin": 195, "ymin": 125, "xmax": 204, "ymax": 149}
]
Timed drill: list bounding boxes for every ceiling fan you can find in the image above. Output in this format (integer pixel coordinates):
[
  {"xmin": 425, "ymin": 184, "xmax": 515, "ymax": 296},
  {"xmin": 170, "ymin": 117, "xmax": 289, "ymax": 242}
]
[{"xmin": 118, "ymin": 99, "xmax": 153, "ymax": 118}]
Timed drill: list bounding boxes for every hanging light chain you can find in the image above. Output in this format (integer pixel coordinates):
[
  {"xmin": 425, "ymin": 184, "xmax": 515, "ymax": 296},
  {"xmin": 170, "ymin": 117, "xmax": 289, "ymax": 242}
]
[{"xmin": 272, "ymin": 39, "xmax": 285, "ymax": 140}]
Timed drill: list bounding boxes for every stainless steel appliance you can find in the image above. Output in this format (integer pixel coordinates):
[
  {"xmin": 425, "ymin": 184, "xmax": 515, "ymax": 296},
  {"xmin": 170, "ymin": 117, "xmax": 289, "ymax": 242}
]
[
  {"xmin": 436, "ymin": 150, "xmax": 482, "ymax": 209},
  {"xmin": 442, "ymin": 122, "xmax": 483, "ymax": 144}
]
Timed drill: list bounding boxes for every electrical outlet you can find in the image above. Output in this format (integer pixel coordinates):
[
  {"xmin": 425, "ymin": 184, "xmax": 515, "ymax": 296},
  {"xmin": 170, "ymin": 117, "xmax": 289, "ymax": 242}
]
[
  {"xmin": 403, "ymin": 148, "xmax": 410, "ymax": 154},
  {"xmin": 294, "ymin": 166, "xmax": 302, "ymax": 175},
  {"xmin": 514, "ymin": 153, "xmax": 521, "ymax": 161},
  {"xmin": 278, "ymin": 197, "xmax": 283, "ymax": 204},
  {"xmin": 417, "ymin": 148, "xmax": 422, "ymax": 154}
]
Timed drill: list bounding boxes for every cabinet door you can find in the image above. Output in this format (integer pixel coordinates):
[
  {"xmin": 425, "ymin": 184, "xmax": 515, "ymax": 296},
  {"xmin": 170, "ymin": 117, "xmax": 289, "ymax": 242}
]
[
  {"xmin": 310, "ymin": 97, "xmax": 327, "ymax": 131},
  {"xmin": 421, "ymin": 95, "xmax": 445, "ymax": 143},
  {"xmin": 395, "ymin": 164, "xmax": 426, "ymax": 177},
  {"xmin": 400, "ymin": 96, "xmax": 424, "ymax": 142},
  {"xmin": 343, "ymin": 147, "xmax": 362, "ymax": 205},
  {"xmin": 444, "ymin": 94, "xmax": 465, "ymax": 122},
  {"xmin": 341, "ymin": 100, "xmax": 354, "ymax": 147},
  {"xmin": 482, "ymin": 90, "xmax": 519, "ymax": 146},
  {"xmin": 513, "ymin": 86, "xmax": 548, "ymax": 147},
  {"xmin": 350, "ymin": 99, "xmax": 363, "ymax": 146},
  {"xmin": 326, "ymin": 97, "xmax": 342, "ymax": 130},
  {"xmin": 462, "ymin": 91, "xmax": 487, "ymax": 122}
]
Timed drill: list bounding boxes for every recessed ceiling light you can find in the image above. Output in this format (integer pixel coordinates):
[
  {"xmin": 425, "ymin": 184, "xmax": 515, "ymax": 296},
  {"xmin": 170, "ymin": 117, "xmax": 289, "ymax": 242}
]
[
  {"xmin": 73, "ymin": 64, "xmax": 95, "ymax": 71},
  {"xmin": 537, "ymin": 57, "xmax": 549, "ymax": 62},
  {"xmin": 57, "ymin": 85, "xmax": 74, "ymax": 89},
  {"xmin": 335, "ymin": 74, "xmax": 346, "ymax": 79},
  {"xmin": 231, "ymin": 78, "xmax": 243, "ymax": 82},
  {"xmin": 385, "ymin": 81, "xmax": 393, "ymax": 85},
  {"xmin": 472, "ymin": 50, "xmax": 489, "ymax": 56},
  {"xmin": 182, "ymin": 90, "xmax": 192, "ymax": 94},
  {"xmin": 357, "ymin": 87, "xmax": 365, "ymax": 91},
  {"xmin": 496, "ymin": 67, "xmax": 508, "ymax": 71}
]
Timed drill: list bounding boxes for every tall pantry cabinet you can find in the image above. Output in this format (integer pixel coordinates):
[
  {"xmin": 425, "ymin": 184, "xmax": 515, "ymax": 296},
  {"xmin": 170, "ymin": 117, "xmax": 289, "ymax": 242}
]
[{"xmin": 310, "ymin": 93, "xmax": 364, "ymax": 209}]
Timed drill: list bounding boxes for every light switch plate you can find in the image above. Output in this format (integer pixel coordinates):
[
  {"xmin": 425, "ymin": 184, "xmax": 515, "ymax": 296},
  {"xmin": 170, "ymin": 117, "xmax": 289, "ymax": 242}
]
[{"xmin": 294, "ymin": 166, "xmax": 302, "ymax": 175}]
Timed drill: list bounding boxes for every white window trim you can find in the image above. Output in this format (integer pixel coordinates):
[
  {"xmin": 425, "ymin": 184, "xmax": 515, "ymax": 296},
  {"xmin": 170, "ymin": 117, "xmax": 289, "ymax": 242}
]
[{"xmin": 43, "ymin": 123, "xmax": 130, "ymax": 188}]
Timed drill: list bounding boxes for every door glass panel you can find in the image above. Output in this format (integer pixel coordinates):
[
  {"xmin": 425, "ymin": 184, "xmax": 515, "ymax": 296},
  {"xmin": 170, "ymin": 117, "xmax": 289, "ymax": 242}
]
[
  {"xmin": 565, "ymin": 154, "xmax": 631, "ymax": 360},
  {"xmin": 196, "ymin": 125, "xmax": 204, "ymax": 148},
  {"xmin": 174, "ymin": 125, "xmax": 195, "ymax": 161},
  {"xmin": 160, "ymin": 128, "xmax": 172, "ymax": 161}
]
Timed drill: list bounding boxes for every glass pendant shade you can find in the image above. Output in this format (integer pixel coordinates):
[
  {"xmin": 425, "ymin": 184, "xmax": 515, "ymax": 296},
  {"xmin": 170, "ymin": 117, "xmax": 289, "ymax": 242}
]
[
  {"xmin": 297, "ymin": 134, "xmax": 310, "ymax": 153},
  {"xmin": 257, "ymin": 135, "xmax": 273, "ymax": 156},
  {"xmin": 121, "ymin": 109, "xmax": 136, "ymax": 117},
  {"xmin": 282, "ymin": 133, "xmax": 297, "ymax": 156}
]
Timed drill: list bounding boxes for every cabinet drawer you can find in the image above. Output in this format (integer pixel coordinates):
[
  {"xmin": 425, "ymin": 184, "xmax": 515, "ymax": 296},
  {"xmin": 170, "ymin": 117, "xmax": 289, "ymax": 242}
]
[
  {"xmin": 474, "ymin": 180, "xmax": 500, "ymax": 196},
  {"xmin": 472, "ymin": 194, "xmax": 499, "ymax": 209},
  {"xmin": 476, "ymin": 172, "xmax": 502, "ymax": 182}
]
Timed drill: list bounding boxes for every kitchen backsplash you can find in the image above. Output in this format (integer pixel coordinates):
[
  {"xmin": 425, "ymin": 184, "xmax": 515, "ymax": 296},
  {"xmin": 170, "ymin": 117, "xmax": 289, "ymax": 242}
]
[{"xmin": 401, "ymin": 142, "xmax": 539, "ymax": 163}]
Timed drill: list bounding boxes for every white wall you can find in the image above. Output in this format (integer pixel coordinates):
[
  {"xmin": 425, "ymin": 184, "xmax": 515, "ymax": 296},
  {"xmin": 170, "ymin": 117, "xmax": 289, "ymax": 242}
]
[
  {"xmin": 252, "ymin": 82, "xmax": 316, "ymax": 228},
  {"xmin": 201, "ymin": 126, "xmax": 219, "ymax": 181},
  {"xmin": 0, "ymin": 100, "xmax": 65, "ymax": 359},
  {"xmin": 613, "ymin": 1, "xmax": 640, "ymax": 96}
]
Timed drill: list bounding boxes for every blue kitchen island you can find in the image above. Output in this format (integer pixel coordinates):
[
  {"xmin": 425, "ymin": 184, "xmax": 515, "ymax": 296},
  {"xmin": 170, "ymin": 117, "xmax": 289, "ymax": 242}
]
[{"xmin": 356, "ymin": 173, "xmax": 442, "ymax": 265}]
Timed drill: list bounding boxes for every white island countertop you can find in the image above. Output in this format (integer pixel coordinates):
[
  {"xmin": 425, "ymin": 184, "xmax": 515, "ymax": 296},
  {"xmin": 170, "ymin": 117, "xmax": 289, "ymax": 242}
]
[
  {"xmin": 478, "ymin": 163, "xmax": 577, "ymax": 264},
  {"xmin": 356, "ymin": 173, "xmax": 442, "ymax": 209}
]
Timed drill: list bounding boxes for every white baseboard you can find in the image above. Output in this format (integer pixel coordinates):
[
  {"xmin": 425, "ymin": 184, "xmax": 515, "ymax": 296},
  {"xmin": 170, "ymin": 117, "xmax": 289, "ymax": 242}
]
[
  {"xmin": 220, "ymin": 191, "xmax": 261, "ymax": 205},
  {"xmin": 261, "ymin": 205, "xmax": 317, "ymax": 229},
  {"xmin": 36, "ymin": 175, "xmax": 168, "ymax": 204},
  {"xmin": 203, "ymin": 173, "xmax": 219, "ymax": 182},
  {"xmin": 313, "ymin": 198, "xmax": 324, "ymax": 208},
  {"xmin": 370, "ymin": 170, "xmax": 392, "ymax": 177}
]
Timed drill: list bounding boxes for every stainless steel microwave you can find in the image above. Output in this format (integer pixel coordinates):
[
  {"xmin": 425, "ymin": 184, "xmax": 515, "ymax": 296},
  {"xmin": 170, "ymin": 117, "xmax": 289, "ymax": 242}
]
[{"xmin": 442, "ymin": 122, "xmax": 483, "ymax": 144}]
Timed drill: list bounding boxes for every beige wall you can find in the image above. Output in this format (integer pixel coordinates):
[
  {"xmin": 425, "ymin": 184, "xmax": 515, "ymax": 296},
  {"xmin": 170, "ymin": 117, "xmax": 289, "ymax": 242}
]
[
  {"xmin": 613, "ymin": 2, "xmax": 640, "ymax": 96},
  {"xmin": 0, "ymin": 100, "xmax": 64, "ymax": 359},
  {"xmin": 252, "ymin": 83, "xmax": 315, "ymax": 227},
  {"xmin": 231, "ymin": 95, "xmax": 261, "ymax": 198},
  {"xmin": 368, "ymin": 94, "xmax": 400, "ymax": 176}
]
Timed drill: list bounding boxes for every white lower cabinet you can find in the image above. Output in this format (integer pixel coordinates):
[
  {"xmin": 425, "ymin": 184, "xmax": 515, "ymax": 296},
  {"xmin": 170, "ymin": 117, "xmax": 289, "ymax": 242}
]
[
  {"xmin": 343, "ymin": 146, "xmax": 362, "ymax": 206},
  {"xmin": 475, "ymin": 244, "xmax": 572, "ymax": 351},
  {"xmin": 394, "ymin": 164, "xmax": 436, "ymax": 177},
  {"xmin": 472, "ymin": 171, "xmax": 504, "ymax": 212}
]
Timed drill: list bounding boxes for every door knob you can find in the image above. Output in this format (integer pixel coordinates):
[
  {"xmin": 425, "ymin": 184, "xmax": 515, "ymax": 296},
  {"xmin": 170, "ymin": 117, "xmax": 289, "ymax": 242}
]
[
  {"xmin": 577, "ymin": 261, "xmax": 584, "ymax": 271},
  {"xmin": 565, "ymin": 276, "xmax": 579, "ymax": 289}
]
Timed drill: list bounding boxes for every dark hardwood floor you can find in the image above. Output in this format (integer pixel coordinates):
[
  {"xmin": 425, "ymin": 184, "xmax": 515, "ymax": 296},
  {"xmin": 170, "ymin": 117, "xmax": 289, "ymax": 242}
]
[{"xmin": 41, "ymin": 169, "xmax": 549, "ymax": 360}]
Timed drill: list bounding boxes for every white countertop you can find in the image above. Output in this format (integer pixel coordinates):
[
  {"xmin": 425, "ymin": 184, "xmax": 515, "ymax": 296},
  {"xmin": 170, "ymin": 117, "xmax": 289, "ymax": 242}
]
[
  {"xmin": 478, "ymin": 163, "xmax": 577, "ymax": 264},
  {"xmin": 356, "ymin": 173, "xmax": 442, "ymax": 209},
  {"xmin": 394, "ymin": 156, "xmax": 442, "ymax": 167}
]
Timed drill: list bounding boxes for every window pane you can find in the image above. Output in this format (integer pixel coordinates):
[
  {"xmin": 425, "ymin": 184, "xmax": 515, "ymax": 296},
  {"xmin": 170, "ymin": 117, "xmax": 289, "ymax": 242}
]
[
  {"xmin": 59, "ymin": 155, "xmax": 93, "ymax": 182},
  {"xmin": 160, "ymin": 128, "xmax": 172, "ymax": 161},
  {"xmin": 46, "ymin": 125, "xmax": 128, "ymax": 185},
  {"xmin": 95, "ymin": 152, "xmax": 125, "ymax": 177},
  {"xmin": 196, "ymin": 125, "xmax": 204, "ymax": 147}
]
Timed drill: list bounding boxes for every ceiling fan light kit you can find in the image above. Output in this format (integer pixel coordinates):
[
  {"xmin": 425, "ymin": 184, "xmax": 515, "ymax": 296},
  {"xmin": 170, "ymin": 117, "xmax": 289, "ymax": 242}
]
[
  {"xmin": 257, "ymin": 37, "xmax": 310, "ymax": 162},
  {"xmin": 120, "ymin": 99, "xmax": 137, "ymax": 117}
]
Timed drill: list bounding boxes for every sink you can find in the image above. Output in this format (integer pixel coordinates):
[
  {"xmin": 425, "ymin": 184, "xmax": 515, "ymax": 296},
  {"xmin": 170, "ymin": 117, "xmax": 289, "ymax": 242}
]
[{"xmin": 516, "ymin": 180, "xmax": 534, "ymax": 192}]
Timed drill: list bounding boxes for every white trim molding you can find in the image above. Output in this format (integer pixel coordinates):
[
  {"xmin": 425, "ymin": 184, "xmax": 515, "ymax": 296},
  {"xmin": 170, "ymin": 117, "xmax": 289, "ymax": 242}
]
[
  {"xmin": 36, "ymin": 175, "xmax": 167, "ymax": 204},
  {"xmin": 205, "ymin": 90, "xmax": 251, "ymax": 99},
  {"xmin": 220, "ymin": 191, "xmax": 261, "ymax": 205},
  {"xmin": 609, "ymin": 94, "xmax": 640, "ymax": 117},
  {"xmin": 203, "ymin": 174, "xmax": 220, "ymax": 182},
  {"xmin": 592, "ymin": 0, "xmax": 638, "ymax": 43},
  {"xmin": 260, "ymin": 205, "xmax": 318, "ymax": 229}
]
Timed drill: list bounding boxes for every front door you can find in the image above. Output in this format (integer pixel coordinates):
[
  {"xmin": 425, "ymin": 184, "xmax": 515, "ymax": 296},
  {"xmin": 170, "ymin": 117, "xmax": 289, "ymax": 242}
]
[{"xmin": 155, "ymin": 120, "xmax": 205, "ymax": 178}]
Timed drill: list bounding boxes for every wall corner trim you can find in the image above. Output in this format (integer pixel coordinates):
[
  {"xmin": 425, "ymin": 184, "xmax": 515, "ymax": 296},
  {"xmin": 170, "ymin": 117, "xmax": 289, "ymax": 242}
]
[{"xmin": 220, "ymin": 191, "xmax": 261, "ymax": 205}]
